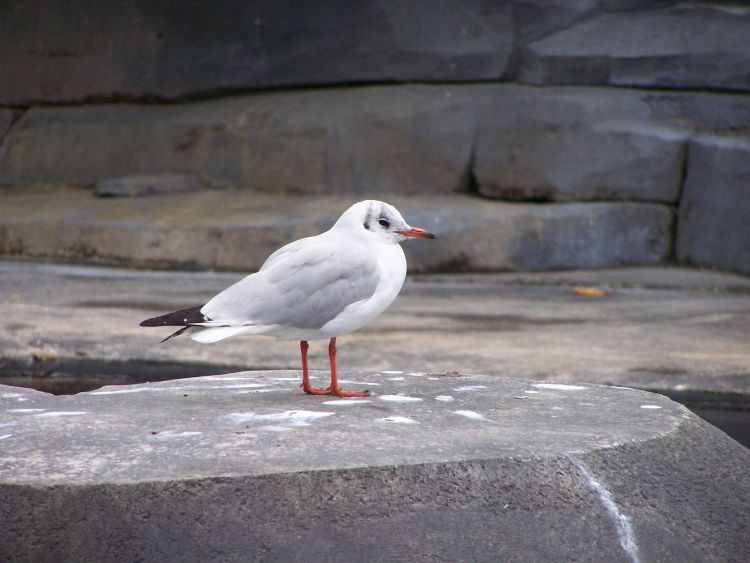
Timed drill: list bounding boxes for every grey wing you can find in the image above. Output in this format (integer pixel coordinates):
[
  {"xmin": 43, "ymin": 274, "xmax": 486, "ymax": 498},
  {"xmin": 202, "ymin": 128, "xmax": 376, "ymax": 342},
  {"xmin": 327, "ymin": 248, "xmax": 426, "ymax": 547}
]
[{"xmin": 202, "ymin": 237, "xmax": 380, "ymax": 329}]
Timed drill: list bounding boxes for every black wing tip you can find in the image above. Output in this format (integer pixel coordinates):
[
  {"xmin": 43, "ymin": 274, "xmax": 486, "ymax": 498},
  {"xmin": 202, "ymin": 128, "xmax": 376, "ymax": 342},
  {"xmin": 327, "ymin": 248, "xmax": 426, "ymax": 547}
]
[
  {"xmin": 139, "ymin": 305, "xmax": 206, "ymax": 328},
  {"xmin": 160, "ymin": 326, "xmax": 191, "ymax": 343}
]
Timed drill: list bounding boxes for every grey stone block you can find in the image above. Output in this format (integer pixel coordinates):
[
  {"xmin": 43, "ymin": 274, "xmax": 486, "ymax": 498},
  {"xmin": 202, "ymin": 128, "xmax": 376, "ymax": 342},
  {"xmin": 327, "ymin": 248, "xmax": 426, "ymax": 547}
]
[
  {"xmin": 0, "ymin": 86, "xmax": 480, "ymax": 195},
  {"xmin": 95, "ymin": 174, "xmax": 206, "ymax": 197},
  {"xmin": 474, "ymin": 86, "xmax": 690, "ymax": 203},
  {"xmin": 677, "ymin": 133, "xmax": 750, "ymax": 276},
  {"xmin": 1, "ymin": 374, "xmax": 748, "ymax": 561},
  {"xmin": 512, "ymin": 0, "xmax": 663, "ymax": 43},
  {"xmin": 519, "ymin": 4, "xmax": 750, "ymax": 92},
  {"xmin": 403, "ymin": 198, "xmax": 673, "ymax": 272},
  {"xmin": 0, "ymin": 191, "xmax": 673, "ymax": 272},
  {"xmin": 0, "ymin": 0, "xmax": 514, "ymax": 105},
  {"xmin": 0, "ymin": 110, "xmax": 12, "ymax": 142},
  {"xmin": 5, "ymin": 84, "xmax": 750, "ymax": 204}
]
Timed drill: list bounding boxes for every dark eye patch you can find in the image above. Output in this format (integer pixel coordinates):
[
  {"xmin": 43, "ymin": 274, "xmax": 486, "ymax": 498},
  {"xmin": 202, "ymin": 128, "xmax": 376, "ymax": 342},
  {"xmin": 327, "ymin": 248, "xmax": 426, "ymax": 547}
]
[{"xmin": 378, "ymin": 218, "xmax": 390, "ymax": 228}]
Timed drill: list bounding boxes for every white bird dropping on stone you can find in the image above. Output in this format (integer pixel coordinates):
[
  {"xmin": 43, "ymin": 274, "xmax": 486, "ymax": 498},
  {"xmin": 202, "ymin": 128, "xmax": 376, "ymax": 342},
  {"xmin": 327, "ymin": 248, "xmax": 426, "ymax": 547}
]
[{"xmin": 140, "ymin": 200, "xmax": 437, "ymax": 397}]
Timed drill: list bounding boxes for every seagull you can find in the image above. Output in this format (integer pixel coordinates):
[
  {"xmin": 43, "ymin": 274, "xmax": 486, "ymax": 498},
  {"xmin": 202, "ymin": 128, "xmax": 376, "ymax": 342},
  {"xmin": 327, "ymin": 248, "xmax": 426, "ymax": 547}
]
[{"xmin": 140, "ymin": 200, "xmax": 437, "ymax": 397}]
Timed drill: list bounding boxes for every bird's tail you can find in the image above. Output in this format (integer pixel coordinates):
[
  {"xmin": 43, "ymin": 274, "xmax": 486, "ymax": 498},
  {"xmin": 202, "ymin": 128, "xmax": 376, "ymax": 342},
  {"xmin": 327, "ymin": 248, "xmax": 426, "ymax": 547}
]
[
  {"xmin": 190, "ymin": 326, "xmax": 248, "ymax": 344},
  {"xmin": 140, "ymin": 305, "xmax": 206, "ymax": 327},
  {"xmin": 140, "ymin": 305, "xmax": 207, "ymax": 343}
]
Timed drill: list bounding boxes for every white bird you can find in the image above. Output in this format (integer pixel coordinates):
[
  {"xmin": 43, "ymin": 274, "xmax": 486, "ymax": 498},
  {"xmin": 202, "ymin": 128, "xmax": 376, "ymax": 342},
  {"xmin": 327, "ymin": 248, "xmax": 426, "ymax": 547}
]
[{"xmin": 140, "ymin": 200, "xmax": 437, "ymax": 397}]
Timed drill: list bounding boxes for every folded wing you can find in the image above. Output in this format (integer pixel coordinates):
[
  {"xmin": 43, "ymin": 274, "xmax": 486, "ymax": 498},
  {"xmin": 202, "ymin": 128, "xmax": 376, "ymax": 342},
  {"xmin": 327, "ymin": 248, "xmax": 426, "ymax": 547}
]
[{"xmin": 201, "ymin": 235, "xmax": 381, "ymax": 332}]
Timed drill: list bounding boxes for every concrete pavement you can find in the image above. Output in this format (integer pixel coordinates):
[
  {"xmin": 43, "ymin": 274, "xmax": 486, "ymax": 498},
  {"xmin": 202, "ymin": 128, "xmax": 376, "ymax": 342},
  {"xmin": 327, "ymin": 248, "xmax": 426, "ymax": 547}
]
[{"xmin": 1, "ymin": 261, "xmax": 749, "ymax": 395}]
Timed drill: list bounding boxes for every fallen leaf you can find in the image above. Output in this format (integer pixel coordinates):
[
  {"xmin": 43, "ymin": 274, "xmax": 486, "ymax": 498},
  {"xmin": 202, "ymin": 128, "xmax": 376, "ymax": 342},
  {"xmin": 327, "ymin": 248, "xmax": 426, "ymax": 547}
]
[{"xmin": 572, "ymin": 286, "xmax": 606, "ymax": 298}]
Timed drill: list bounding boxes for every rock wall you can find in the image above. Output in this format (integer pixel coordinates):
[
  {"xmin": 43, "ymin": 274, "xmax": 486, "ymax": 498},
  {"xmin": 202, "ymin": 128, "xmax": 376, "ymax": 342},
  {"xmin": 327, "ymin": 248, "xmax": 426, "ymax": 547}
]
[{"xmin": 0, "ymin": 1, "xmax": 748, "ymax": 274}]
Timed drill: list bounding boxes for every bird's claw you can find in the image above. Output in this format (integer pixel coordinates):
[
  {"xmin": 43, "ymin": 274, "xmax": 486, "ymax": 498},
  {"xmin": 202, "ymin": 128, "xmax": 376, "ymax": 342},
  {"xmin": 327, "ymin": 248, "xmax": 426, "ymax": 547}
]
[{"xmin": 302, "ymin": 385, "xmax": 369, "ymax": 398}]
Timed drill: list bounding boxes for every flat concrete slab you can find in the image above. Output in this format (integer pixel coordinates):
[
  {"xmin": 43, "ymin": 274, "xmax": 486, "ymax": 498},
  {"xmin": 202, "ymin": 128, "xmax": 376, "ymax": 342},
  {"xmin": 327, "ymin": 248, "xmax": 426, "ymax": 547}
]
[
  {"xmin": 1, "ymin": 261, "xmax": 749, "ymax": 395},
  {"xmin": 1, "ymin": 372, "xmax": 748, "ymax": 561}
]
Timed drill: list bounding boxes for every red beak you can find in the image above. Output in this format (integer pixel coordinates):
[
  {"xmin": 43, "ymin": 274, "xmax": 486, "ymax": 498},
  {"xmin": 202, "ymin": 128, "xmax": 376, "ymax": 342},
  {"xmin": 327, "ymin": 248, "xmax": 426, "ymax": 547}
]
[{"xmin": 397, "ymin": 227, "xmax": 438, "ymax": 239}]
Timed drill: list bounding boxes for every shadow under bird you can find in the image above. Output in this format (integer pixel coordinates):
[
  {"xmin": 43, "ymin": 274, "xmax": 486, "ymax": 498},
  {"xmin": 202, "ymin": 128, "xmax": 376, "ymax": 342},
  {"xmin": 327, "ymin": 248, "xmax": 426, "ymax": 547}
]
[{"xmin": 140, "ymin": 200, "xmax": 437, "ymax": 397}]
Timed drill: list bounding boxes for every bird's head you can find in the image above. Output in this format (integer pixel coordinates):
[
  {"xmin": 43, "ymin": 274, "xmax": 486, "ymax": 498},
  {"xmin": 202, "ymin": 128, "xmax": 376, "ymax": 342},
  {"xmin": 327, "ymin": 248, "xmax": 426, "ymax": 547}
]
[{"xmin": 334, "ymin": 200, "xmax": 437, "ymax": 243}]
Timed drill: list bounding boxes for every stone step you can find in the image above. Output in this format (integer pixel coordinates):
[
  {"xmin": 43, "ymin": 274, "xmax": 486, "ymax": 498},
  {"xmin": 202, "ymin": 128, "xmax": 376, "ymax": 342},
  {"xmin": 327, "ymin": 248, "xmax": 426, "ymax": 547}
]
[
  {"xmin": 0, "ymin": 190, "xmax": 672, "ymax": 272},
  {"xmin": 1, "ymin": 372, "xmax": 748, "ymax": 561},
  {"xmin": 4, "ymin": 84, "xmax": 750, "ymax": 201}
]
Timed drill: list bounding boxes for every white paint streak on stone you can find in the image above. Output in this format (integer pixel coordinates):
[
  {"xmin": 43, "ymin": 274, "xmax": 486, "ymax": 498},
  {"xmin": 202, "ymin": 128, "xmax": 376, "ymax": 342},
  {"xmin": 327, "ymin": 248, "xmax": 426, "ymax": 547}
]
[
  {"xmin": 7, "ymin": 409, "xmax": 46, "ymax": 413},
  {"xmin": 434, "ymin": 395, "xmax": 455, "ymax": 402},
  {"xmin": 377, "ymin": 394, "xmax": 423, "ymax": 403},
  {"xmin": 381, "ymin": 370, "xmax": 403, "ymax": 375},
  {"xmin": 321, "ymin": 399, "xmax": 371, "ymax": 406},
  {"xmin": 223, "ymin": 410, "xmax": 335, "ymax": 427},
  {"xmin": 379, "ymin": 416, "xmax": 418, "ymax": 424},
  {"xmin": 0, "ymin": 434, "xmax": 12, "ymax": 440},
  {"xmin": 1, "ymin": 393, "xmax": 23, "ymax": 398},
  {"xmin": 338, "ymin": 380, "xmax": 381, "ymax": 386},
  {"xmin": 640, "ymin": 404, "xmax": 662, "ymax": 410},
  {"xmin": 454, "ymin": 385, "xmax": 487, "ymax": 392},
  {"xmin": 406, "ymin": 372, "xmax": 425, "ymax": 377},
  {"xmin": 388, "ymin": 377, "xmax": 405, "ymax": 381},
  {"xmin": 525, "ymin": 390, "xmax": 540, "ymax": 394},
  {"xmin": 453, "ymin": 410, "xmax": 494, "ymax": 422},
  {"xmin": 157, "ymin": 431, "xmax": 203, "ymax": 438},
  {"xmin": 532, "ymin": 383, "xmax": 587, "ymax": 391},
  {"xmin": 34, "ymin": 411, "xmax": 88, "ymax": 418},
  {"xmin": 90, "ymin": 387, "xmax": 172, "ymax": 395},
  {"xmin": 570, "ymin": 455, "xmax": 640, "ymax": 563}
]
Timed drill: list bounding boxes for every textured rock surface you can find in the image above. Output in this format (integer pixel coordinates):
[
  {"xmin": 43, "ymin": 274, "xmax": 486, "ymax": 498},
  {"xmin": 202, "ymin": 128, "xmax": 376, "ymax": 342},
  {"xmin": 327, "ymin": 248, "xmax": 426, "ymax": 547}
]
[
  {"xmin": 3, "ymin": 262, "xmax": 749, "ymax": 396},
  {"xmin": 0, "ymin": 0, "xmax": 514, "ymax": 105},
  {"xmin": 474, "ymin": 86, "xmax": 691, "ymax": 202},
  {"xmin": 4, "ymin": 84, "xmax": 750, "ymax": 202},
  {"xmin": 677, "ymin": 134, "xmax": 750, "ymax": 276},
  {"xmin": 519, "ymin": 4, "xmax": 750, "ymax": 92},
  {"xmin": 95, "ymin": 174, "xmax": 206, "ymax": 197},
  {"xmin": 0, "ymin": 110, "xmax": 12, "ymax": 141},
  {"xmin": 1, "ymin": 374, "xmax": 748, "ymax": 562},
  {"xmin": 0, "ymin": 86, "xmax": 479, "ymax": 194},
  {"xmin": 0, "ymin": 190, "xmax": 673, "ymax": 272}
]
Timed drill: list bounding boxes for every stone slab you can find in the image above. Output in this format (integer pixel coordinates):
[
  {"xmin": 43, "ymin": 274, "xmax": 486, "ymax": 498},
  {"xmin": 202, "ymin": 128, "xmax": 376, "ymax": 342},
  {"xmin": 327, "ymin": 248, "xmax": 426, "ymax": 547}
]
[
  {"xmin": 0, "ymin": 110, "xmax": 12, "ymax": 142},
  {"xmin": 475, "ymin": 94, "xmax": 690, "ymax": 202},
  {"xmin": 4, "ymin": 84, "xmax": 750, "ymax": 203},
  {"xmin": 519, "ymin": 4, "xmax": 750, "ymax": 92},
  {"xmin": 1, "ymin": 373, "xmax": 748, "ymax": 561},
  {"xmin": 0, "ymin": 190, "xmax": 673, "ymax": 272},
  {"xmin": 1, "ymin": 262, "xmax": 748, "ymax": 396},
  {"xmin": 472, "ymin": 85, "xmax": 750, "ymax": 202},
  {"xmin": 0, "ymin": 86, "xmax": 479, "ymax": 195},
  {"xmin": 677, "ymin": 133, "xmax": 750, "ymax": 276},
  {"xmin": 0, "ymin": 0, "xmax": 514, "ymax": 105},
  {"xmin": 95, "ymin": 174, "xmax": 206, "ymax": 197}
]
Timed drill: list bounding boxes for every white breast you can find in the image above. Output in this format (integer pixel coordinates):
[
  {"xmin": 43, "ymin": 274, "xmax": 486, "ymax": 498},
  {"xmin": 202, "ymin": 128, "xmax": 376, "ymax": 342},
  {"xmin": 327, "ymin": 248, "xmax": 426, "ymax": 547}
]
[{"xmin": 317, "ymin": 242, "xmax": 407, "ymax": 338}]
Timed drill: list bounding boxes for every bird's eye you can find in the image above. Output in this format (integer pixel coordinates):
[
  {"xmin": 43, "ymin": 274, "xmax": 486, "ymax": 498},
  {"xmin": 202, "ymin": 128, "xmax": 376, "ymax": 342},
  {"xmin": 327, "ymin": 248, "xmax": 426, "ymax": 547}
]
[{"xmin": 378, "ymin": 218, "xmax": 390, "ymax": 228}]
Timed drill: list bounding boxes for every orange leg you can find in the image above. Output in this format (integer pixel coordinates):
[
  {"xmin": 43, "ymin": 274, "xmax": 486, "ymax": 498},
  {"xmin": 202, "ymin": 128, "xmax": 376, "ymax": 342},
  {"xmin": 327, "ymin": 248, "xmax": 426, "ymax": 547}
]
[
  {"xmin": 300, "ymin": 340, "xmax": 330, "ymax": 395},
  {"xmin": 327, "ymin": 338, "xmax": 370, "ymax": 398}
]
